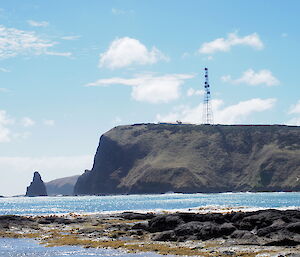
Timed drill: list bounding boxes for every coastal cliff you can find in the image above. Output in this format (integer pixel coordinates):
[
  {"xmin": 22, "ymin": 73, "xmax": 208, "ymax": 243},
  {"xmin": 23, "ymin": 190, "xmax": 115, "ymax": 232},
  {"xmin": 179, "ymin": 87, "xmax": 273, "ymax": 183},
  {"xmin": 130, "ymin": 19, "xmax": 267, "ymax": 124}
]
[
  {"xmin": 46, "ymin": 175, "xmax": 79, "ymax": 196},
  {"xmin": 26, "ymin": 171, "xmax": 47, "ymax": 196},
  {"xmin": 74, "ymin": 124, "xmax": 300, "ymax": 195}
]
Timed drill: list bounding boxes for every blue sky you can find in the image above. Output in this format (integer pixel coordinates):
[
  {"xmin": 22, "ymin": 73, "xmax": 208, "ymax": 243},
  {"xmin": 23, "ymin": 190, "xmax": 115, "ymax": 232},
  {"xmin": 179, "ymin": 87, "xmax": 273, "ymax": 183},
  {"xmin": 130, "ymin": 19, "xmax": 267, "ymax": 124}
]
[{"xmin": 0, "ymin": 0, "xmax": 299, "ymax": 195}]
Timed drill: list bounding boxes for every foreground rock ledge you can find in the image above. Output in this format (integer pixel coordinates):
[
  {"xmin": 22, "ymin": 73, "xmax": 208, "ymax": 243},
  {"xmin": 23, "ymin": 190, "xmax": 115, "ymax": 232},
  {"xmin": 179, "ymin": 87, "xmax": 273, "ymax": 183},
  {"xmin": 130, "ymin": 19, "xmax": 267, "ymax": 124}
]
[{"xmin": 0, "ymin": 209, "xmax": 300, "ymax": 256}]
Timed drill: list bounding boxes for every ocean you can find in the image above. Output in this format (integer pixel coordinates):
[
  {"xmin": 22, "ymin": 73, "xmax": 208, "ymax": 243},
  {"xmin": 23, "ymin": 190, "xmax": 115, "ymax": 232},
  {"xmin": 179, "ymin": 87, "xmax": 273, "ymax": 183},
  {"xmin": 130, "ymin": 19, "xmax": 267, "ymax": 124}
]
[
  {"xmin": 0, "ymin": 192, "xmax": 299, "ymax": 256},
  {"xmin": 0, "ymin": 192, "xmax": 299, "ymax": 216}
]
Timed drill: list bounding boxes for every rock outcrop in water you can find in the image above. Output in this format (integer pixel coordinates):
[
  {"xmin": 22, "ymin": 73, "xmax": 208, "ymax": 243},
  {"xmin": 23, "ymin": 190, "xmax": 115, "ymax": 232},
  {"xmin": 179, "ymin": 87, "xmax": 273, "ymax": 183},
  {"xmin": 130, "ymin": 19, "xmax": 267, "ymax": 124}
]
[
  {"xmin": 74, "ymin": 123, "xmax": 300, "ymax": 195},
  {"xmin": 46, "ymin": 175, "xmax": 79, "ymax": 196},
  {"xmin": 26, "ymin": 171, "xmax": 47, "ymax": 197}
]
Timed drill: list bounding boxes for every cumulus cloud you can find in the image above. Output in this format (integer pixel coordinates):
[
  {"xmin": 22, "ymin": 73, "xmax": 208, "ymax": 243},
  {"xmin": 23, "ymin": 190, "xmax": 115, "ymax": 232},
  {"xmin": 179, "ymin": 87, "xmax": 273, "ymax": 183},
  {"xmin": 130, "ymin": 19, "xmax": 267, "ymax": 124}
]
[
  {"xmin": 0, "ymin": 110, "xmax": 13, "ymax": 142},
  {"xmin": 0, "ymin": 155, "xmax": 93, "ymax": 196},
  {"xmin": 0, "ymin": 25, "xmax": 71, "ymax": 59},
  {"xmin": 287, "ymin": 100, "xmax": 300, "ymax": 126},
  {"xmin": 86, "ymin": 73, "xmax": 194, "ymax": 103},
  {"xmin": 44, "ymin": 51, "xmax": 72, "ymax": 57},
  {"xmin": 286, "ymin": 117, "xmax": 300, "ymax": 126},
  {"xmin": 43, "ymin": 119, "xmax": 55, "ymax": 126},
  {"xmin": 99, "ymin": 37, "xmax": 168, "ymax": 69},
  {"xmin": 0, "ymin": 67, "xmax": 10, "ymax": 72},
  {"xmin": 221, "ymin": 69, "xmax": 279, "ymax": 86},
  {"xmin": 288, "ymin": 100, "xmax": 300, "ymax": 114},
  {"xmin": 187, "ymin": 88, "xmax": 205, "ymax": 97},
  {"xmin": 21, "ymin": 117, "xmax": 35, "ymax": 127},
  {"xmin": 199, "ymin": 32, "xmax": 264, "ymax": 54},
  {"xmin": 61, "ymin": 35, "xmax": 81, "ymax": 40},
  {"xmin": 27, "ymin": 20, "xmax": 49, "ymax": 27},
  {"xmin": 156, "ymin": 98, "xmax": 276, "ymax": 124}
]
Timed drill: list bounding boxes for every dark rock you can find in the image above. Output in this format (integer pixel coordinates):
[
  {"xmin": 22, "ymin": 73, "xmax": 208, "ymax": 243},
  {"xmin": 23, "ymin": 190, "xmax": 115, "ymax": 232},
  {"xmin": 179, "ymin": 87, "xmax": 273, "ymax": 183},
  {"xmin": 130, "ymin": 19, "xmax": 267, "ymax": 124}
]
[
  {"xmin": 25, "ymin": 172, "xmax": 47, "ymax": 197},
  {"xmin": 174, "ymin": 221, "xmax": 207, "ymax": 237},
  {"xmin": 74, "ymin": 124, "xmax": 300, "ymax": 195},
  {"xmin": 148, "ymin": 214, "xmax": 184, "ymax": 232},
  {"xmin": 120, "ymin": 212, "xmax": 155, "ymax": 220},
  {"xmin": 145, "ymin": 209, "xmax": 300, "ymax": 245},
  {"xmin": 36, "ymin": 217, "xmax": 74, "ymax": 225},
  {"xmin": 152, "ymin": 230, "xmax": 177, "ymax": 241},
  {"xmin": 132, "ymin": 222, "xmax": 149, "ymax": 230},
  {"xmin": 0, "ymin": 215, "xmax": 37, "ymax": 229},
  {"xmin": 264, "ymin": 238, "xmax": 300, "ymax": 246},
  {"xmin": 286, "ymin": 222, "xmax": 300, "ymax": 234},
  {"xmin": 197, "ymin": 222, "xmax": 221, "ymax": 240},
  {"xmin": 174, "ymin": 221, "xmax": 221, "ymax": 241},
  {"xmin": 238, "ymin": 209, "xmax": 283, "ymax": 230},
  {"xmin": 256, "ymin": 219, "xmax": 286, "ymax": 237},
  {"xmin": 219, "ymin": 223, "xmax": 236, "ymax": 236},
  {"xmin": 230, "ymin": 230, "xmax": 258, "ymax": 244}
]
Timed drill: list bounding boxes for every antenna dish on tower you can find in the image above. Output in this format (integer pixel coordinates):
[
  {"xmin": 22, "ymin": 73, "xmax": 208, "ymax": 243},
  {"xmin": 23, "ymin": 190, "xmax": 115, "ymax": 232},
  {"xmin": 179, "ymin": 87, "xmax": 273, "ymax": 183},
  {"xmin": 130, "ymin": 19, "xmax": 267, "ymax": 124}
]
[{"xmin": 202, "ymin": 68, "xmax": 213, "ymax": 125}]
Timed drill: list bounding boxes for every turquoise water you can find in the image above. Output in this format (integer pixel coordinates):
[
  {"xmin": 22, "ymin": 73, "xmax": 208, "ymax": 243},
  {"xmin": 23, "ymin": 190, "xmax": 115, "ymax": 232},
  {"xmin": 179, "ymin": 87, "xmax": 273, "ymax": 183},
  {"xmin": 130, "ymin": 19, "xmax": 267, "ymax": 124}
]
[{"xmin": 0, "ymin": 192, "xmax": 299, "ymax": 216}]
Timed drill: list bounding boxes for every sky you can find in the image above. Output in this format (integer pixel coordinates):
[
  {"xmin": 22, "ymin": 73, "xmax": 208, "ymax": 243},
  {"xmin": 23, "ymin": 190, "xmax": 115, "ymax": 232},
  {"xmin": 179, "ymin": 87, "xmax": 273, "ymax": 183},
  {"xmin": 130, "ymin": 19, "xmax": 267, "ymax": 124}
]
[{"xmin": 0, "ymin": 0, "xmax": 299, "ymax": 196}]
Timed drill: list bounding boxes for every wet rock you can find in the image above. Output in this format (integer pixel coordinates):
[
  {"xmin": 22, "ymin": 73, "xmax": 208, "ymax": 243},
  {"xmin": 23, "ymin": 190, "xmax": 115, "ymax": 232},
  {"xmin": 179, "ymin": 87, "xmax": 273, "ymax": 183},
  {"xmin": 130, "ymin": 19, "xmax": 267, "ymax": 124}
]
[
  {"xmin": 174, "ymin": 221, "xmax": 208, "ymax": 237},
  {"xmin": 152, "ymin": 230, "xmax": 177, "ymax": 241},
  {"xmin": 120, "ymin": 212, "xmax": 155, "ymax": 220},
  {"xmin": 256, "ymin": 219, "xmax": 286, "ymax": 237},
  {"xmin": 148, "ymin": 214, "xmax": 184, "ymax": 232},
  {"xmin": 37, "ymin": 216, "xmax": 74, "ymax": 225},
  {"xmin": 264, "ymin": 238, "xmax": 300, "ymax": 246},
  {"xmin": 286, "ymin": 222, "xmax": 300, "ymax": 234},
  {"xmin": 132, "ymin": 222, "xmax": 149, "ymax": 230},
  {"xmin": 219, "ymin": 223, "xmax": 236, "ymax": 236}
]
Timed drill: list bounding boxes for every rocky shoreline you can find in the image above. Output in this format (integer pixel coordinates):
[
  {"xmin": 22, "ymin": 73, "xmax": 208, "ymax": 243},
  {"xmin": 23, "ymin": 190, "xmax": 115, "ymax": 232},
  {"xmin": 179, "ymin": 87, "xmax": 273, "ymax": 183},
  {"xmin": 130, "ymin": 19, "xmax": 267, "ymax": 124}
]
[{"xmin": 0, "ymin": 209, "xmax": 300, "ymax": 256}]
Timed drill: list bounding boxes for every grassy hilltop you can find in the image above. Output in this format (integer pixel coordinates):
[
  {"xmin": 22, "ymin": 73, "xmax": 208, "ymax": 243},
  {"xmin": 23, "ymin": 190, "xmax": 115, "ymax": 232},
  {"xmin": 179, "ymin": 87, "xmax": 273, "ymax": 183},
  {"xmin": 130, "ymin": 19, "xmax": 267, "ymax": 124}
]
[{"xmin": 74, "ymin": 123, "xmax": 300, "ymax": 194}]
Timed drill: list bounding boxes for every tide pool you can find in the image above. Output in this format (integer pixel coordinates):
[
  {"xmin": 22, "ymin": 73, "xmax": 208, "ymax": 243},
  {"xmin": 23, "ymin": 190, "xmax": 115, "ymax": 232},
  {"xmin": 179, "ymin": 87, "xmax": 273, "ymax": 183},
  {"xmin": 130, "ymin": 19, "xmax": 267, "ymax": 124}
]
[{"xmin": 0, "ymin": 238, "xmax": 166, "ymax": 257}]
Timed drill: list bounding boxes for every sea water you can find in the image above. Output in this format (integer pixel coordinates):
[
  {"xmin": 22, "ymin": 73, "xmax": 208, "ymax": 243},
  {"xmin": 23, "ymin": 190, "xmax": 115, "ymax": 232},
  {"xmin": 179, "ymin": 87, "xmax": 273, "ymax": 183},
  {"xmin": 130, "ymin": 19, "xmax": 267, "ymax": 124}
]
[
  {"xmin": 0, "ymin": 192, "xmax": 299, "ymax": 216},
  {"xmin": 0, "ymin": 238, "xmax": 167, "ymax": 257},
  {"xmin": 0, "ymin": 192, "xmax": 299, "ymax": 256}
]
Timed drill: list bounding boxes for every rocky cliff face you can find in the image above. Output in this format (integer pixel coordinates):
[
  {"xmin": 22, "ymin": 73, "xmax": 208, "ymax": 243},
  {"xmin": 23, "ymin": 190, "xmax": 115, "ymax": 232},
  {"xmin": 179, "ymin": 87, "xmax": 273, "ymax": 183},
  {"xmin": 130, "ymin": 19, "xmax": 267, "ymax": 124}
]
[
  {"xmin": 74, "ymin": 124, "xmax": 300, "ymax": 195},
  {"xmin": 26, "ymin": 171, "xmax": 47, "ymax": 196},
  {"xmin": 46, "ymin": 175, "xmax": 79, "ymax": 196}
]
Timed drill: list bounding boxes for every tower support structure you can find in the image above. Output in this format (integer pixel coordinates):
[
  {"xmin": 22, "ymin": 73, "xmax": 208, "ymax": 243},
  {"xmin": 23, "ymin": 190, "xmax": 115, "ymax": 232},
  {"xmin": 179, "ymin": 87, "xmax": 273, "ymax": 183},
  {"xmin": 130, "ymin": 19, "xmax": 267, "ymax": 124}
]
[{"xmin": 202, "ymin": 68, "xmax": 213, "ymax": 125}]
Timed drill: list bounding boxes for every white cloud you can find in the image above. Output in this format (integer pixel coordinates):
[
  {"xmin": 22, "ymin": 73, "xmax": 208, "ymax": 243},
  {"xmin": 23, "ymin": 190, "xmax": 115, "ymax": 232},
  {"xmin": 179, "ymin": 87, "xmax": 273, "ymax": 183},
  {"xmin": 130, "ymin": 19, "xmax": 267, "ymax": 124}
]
[
  {"xmin": 281, "ymin": 33, "xmax": 288, "ymax": 38},
  {"xmin": 0, "ymin": 67, "xmax": 10, "ymax": 72},
  {"xmin": 0, "ymin": 25, "xmax": 70, "ymax": 59},
  {"xmin": 156, "ymin": 98, "xmax": 276, "ymax": 124},
  {"xmin": 0, "ymin": 88, "xmax": 9, "ymax": 92},
  {"xmin": 111, "ymin": 8, "xmax": 134, "ymax": 15},
  {"xmin": 44, "ymin": 51, "xmax": 72, "ymax": 57},
  {"xmin": 61, "ymin": 35, "xmax": 81, "ymax": 40},
  {"xmin": 286, "ymin": 117, "xmax": 300, "ymax": 126},
  {"xmin": 113, "ymin": 116, "xmax": 122, "ymax": 125},
  {"xmin": 287, "ymin": 100, "xmax": 300, "ymax": 126},
  {"xmin": 99, "ymin": 37, "xmax": 168, "ymax": 69},
  {"xmin": 0, "ymin": 155, "xmax": 93, "ymax": 196},
  {"xmin": 288, "ymin": 100, "xmax": 300, "ymax": 114},
  {"xmin": 221, "ymin": 69, "xmax": 279, "ymax": 86},
  {"xmin": 181, "ymin": 52, "xmax": 190, "ymax": 59},
  {"xmin": 86, "ymin": 73, "xmax": 194, "ymax": 103},
  {"xmin": 187, "ymin": 88, "xmax": 205, "ymax": 97},
  {"xmin": 43, "ymin": 119, "xmax": 55, "ymax": 126},
  {"xmin": 112, "ymin": 8, "xmax": 125, "ymax": 15},
  {"xmin": 0, "ymin": 110, "xmax": 13, "ymax": 142},
  {"xmin": 27, "ymin": 20, "xmax": 49, "ymax": 27},
  {"xmin": 199, "ymin": 32, "xmax": 264, "ymax": 54},
  {"xmin": 21, "ymin": 117, "xmax": 35, "ymax": 127}
]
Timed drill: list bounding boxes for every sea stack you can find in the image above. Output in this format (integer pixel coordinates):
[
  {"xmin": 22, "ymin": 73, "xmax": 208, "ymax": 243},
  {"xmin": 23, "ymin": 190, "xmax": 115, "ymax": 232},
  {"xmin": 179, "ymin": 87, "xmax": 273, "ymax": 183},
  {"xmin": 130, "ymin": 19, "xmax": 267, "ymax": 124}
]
[{"xmin": 26, "ymin": 171, "xmax": 47, "ymax": 197}]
